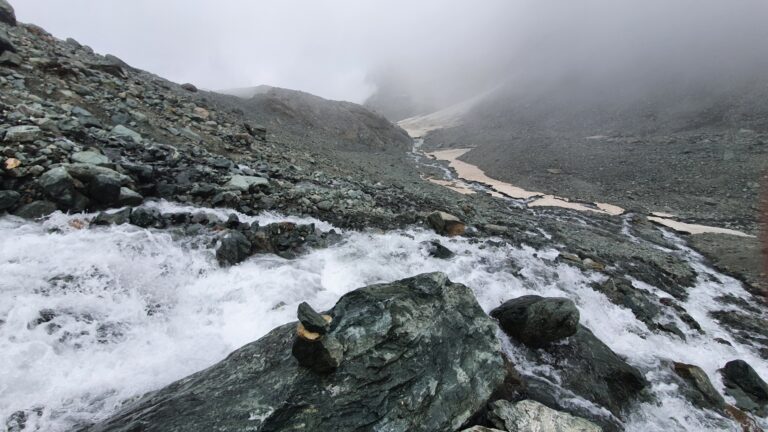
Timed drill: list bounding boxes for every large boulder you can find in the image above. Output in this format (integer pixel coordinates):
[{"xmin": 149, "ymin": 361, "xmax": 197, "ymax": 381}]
[
  {"xmin": 38, "ymin": 167, "xmax": 76, "ymax": 207},
  {"xmin": 530, "ymin": 326, "xmax": 648, "ymax": 418},
  {"xmin": 721, "ymin": 360, "xmax": 768, "ymax": 416},
  {"xmin": 490, "ymin": 295, "xmax": 580, "ymax": 348},
  {"xmin": 215, "ymin": 230, "xmax": 252, "ymax": 266},
  {"xmin": 88, "ymin": 174, "xmax": 122, "ymax": 205},
  {"xmin": 672, "ymin": 362, "xmax": 726, "ymax": 412},
  {"xmin": 13, "ymin": 200, "xmax": 57, "ymax": 219},
  {"xmin": 488, "ymin": 400, "xmax": 602, "ymax": 432},
  {"xmin": 85, "ymin": 273, "xmax": 506, "ymax": 432},
  {"xmin": 428, "ymin": 211, "xmax": 466, "ymax": 236},
  {"xmin": 0, "ymin": 0, "xmax": 16, "ymax": 26}
]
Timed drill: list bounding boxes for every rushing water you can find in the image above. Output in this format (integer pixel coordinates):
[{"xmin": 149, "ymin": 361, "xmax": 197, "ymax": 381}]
[{"xmin": 0, "ymin": 202, "xmax": 765, "ymax": 431}]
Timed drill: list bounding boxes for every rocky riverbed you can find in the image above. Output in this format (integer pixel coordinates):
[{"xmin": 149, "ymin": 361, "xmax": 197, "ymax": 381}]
[{"xmin": 1, "ymin": 1, "xmax": 768, "ymax": 431}]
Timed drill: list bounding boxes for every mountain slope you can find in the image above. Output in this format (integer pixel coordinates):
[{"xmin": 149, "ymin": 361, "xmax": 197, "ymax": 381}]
[{"xmin": 211, "ymin": 86, "xmax": 412, "ymax": 154}]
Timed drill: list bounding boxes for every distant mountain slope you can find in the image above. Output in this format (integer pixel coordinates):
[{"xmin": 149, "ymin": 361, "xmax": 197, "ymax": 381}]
[
  {"xmin": 211, "ymin": 87, "xmax": 412, "ymax": 154},
  {"xmin": 422, "ymin": 81, "xmax": 768, "ymax": 229}
]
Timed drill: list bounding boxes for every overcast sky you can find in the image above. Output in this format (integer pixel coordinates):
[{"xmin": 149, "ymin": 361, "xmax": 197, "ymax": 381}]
[{"xmin": 14, "ymin": 1, "xmax": 768, "ymax": 105}]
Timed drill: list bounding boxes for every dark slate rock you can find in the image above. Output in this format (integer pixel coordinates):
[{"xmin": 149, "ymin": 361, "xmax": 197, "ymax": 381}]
[
  {"xmin": 129, "ymin": 207, "xmax": 160, "ymax": 228},
  {"xmin": 0, "ymin": 190, "xmax": 20, "ymax": 210},
  {"xmin": 84, "ymin": 273, "xmax": 505, "ymax": 432},
  {"xmin": 215, "ymin": 230, "xmax": 252, "ymax": 266},
  {"xmin": 92, "ymin": 208, "xmax": 132, "ymax": 226},
  {"xmin": 118, "ymin": 188, "xmax": 143, "ymax": 206},
  {"xmin": 673, "ymin": 362, "xmax": 726, "ymax": 412},
  {"xmin": 0, "ymin": 27, "xmax": 15, "ymax": 55},
  {"xmin": 38, "ymin": 167, "xmax": 76, "ymax": 208},
  {"xmin": 0, "ymin": 0, "xmax": 16, "ymax": 26},
  {"xmin": 88, "ymin": 174, "xmax": 122, "ymax": 205},
  {"xmin": 13, "ymin": 200, "xmax": 57, "ymax": 219},
  {"xmin": 292, "ymin": 330, "xmax": 343, "ymax": 374},
  {"xmin": 490, "ymin": 295, "xmax": 580, "ymax": 348},
  {"xmin": 297, "ymin": 302, "xmax": 328, "ymax": 334},
  {"xmin": 424, "ymin": 240, "xmax": 455, "ymax": 259},
  {"xmin": 721, "ymin": 359, "xmax": 768, "ymax": 415},
  {"xmin": 536, "ymin": 325, "xmax": 648, "ymax": 418}
]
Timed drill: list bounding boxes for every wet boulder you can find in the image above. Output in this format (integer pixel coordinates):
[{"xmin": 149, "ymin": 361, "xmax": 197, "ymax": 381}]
[
  {"xmin": 0, "ymin": 0, "xmax": 16, "ymax": 26},
  {"xmin": 118, "ymin": 187, "xmax": 143, "ymax": 206},
  {"xmin": 0, "ymin": 190, "xmax": 20, "ymax": 210},
  {"xmin": 129, "ymin": 207, "xmax": 160, "ymax": 228},
  {"xmin": 488, "ymin": 400, "xmax": 602, "ymax": 432},
  {"xmin": 721, "ymin": 360, "xmax": 768, "ymax": 416},
  {"xmin": 180, "ymin": 83, "xmax": 198, "ymax": 92},
  {"xmin": 88, "ymin": 174, "xmax": 122, "ymax": 205},
  {"xmin": 673, "ymin": 362, "xmax": 726, "ymax": 412},
  {"xmin": 428, "ymin": 211, "xmax": 466, "ymax": 236},
  {"xmin": 38, "ymin": 167, "xmax": 77, "ymax": 208},
  {"xmin": 424, "ymin": 240, "xmax": 455, "ymax": 259},
  {"xmin": 215, "ymin": 230, "xmax": 252, "ymax": 266},
  {"xmin": 490, "ymin": 295, "xmax": 580, "ymax": 348},
  {"xmin": 534, "ymin": 325, "xmax": 648, "ymax": 418},
  {"xmin": 13, "ymin": 200, "xmax": 57, "ymax": 219},
  {"xmin": 85, "ymin": 273, "xmax": 505, "ymax": 432},
  {"xmin": 92, "ymin": 208, "xmax": 132, "ymax": 226}
]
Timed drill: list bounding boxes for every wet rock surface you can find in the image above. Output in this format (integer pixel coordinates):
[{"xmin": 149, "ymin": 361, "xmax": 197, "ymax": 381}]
[
  {"xmin": 526, "ymin": 325, "xmax": 648, "ymax": 419},
  {"xmin": 722, "ymin": 360, "xmax": 768, "ymax": 416},
  {"xmin": 491, "ymin": 295, "xmax": 580, "ymax": 348},
  {"xmin": 83, "ymin": 273, "xmax": 506, "ymax": 432}
]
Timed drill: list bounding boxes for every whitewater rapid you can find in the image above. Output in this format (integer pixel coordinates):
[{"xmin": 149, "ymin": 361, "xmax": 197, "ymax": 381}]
[{"xmin": 0, "ymin": 202, "xmax": 765, "ymax": 431}]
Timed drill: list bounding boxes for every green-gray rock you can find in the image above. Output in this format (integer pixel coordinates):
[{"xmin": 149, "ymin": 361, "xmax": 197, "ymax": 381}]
[
  {"xmin": 491, "ymin": 295, "xmax": 580, "ymax": 348},
  {"xmin": 71, "ymin": 151, "xmax": 110, "ymax": 166},
  {"xmin": 721, "ymin": 359, "xmax": 768, "ymax": 416},
  {"xmin": 110, "ymin": 125, "xmax": 143, "ymax": 143},
  {"xmin": 0, "ymin": 0, "xmax": 16, "ymax": 26},
  {"xmin": 38, "ymin": 167, "xmax": 76, "ymax": 207},
  {"xmin": 225, "ymin": 174, "xmax": 268, "ymax": 192},
  {"xmin": 84, "ymin": 272, "xmax": 505, "ymax": 432},
  {"xmin": 4, "ymin": 125, "xmax": 40, "ymax": 142},
  {"xmin": 489, "ymin": 400, "xmax": 603, "ymax": 432}
]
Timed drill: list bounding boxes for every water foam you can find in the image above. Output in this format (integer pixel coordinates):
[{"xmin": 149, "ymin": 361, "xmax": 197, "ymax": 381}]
[{"xmin": 0, "ymin": 206, "xmax": 764, "ymax": 431}]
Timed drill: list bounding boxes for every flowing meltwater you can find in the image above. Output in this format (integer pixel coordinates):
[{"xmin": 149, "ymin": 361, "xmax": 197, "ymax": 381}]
[{"xmin": 0, "ymin": 202, "xmax": 765, "ymax": 431}]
